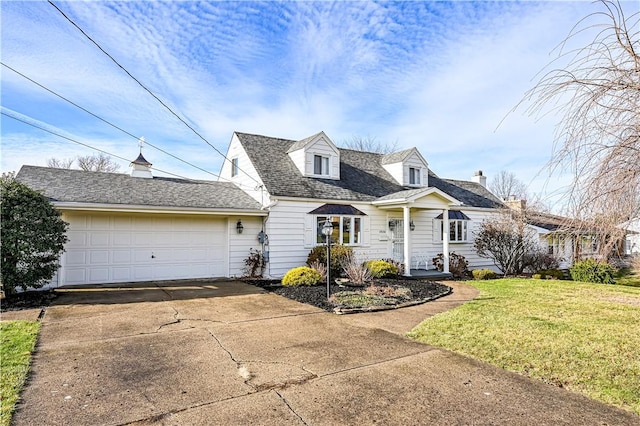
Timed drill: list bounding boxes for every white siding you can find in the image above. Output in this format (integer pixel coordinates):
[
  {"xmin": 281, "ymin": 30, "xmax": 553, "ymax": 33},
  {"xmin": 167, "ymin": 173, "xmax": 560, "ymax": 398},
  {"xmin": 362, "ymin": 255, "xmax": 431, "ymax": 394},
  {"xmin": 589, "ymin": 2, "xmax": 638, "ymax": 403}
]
[
  {"xmin": 382, "ymin": 162, "xmax": 403, "ymax": 185},
  {"xmin": 220, "ymin": 133, "xmax": 268, "ymax": 205},
  {"xmin": 228, "ymin": 216, "xmax": 266, "ymax": 277},
  {"xmin": 288, "ymin": 148, "xmax": 306, "ymax": 176}
]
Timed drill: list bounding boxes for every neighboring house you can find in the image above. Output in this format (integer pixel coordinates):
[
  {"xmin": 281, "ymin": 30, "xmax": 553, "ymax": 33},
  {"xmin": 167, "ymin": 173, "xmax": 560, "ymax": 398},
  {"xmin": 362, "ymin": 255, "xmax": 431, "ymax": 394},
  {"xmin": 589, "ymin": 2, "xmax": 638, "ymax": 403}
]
[
  {"xmin": 220, "ymin": 131, "xmax": 504, "ymax": 278},
  {"xmin": 16, "ymin": 131, "xmax": 507, "ymax": 287},
  {"xmin": 16, "ymin": 154, "xmax": 266, "ymax": 288},
  {"xmin": 622, "ymin": 218, "xmax": 640, "ymax": 255}
]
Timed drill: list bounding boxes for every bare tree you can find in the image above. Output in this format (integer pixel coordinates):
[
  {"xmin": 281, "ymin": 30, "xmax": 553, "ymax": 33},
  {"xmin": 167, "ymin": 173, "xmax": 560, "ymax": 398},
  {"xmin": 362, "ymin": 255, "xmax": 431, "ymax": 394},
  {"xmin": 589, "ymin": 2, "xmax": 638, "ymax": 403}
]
[
  {"xmin": 489, "ymin": 170, "xmax": 528, "ymax": 201},
  {"xmin": 76, "ymin": 154, "xmax": 121, "ymax": 172},
  {"xmin": 518, "ymin": 0, "xmax": 639, "ymax": 256},
  {"xmin": 46, "ymin": 157, "xmax": 74, "ymax": 169},
  {"xmin": 342, "ymin": 135, "xmax": 399, "ymax": 154}
]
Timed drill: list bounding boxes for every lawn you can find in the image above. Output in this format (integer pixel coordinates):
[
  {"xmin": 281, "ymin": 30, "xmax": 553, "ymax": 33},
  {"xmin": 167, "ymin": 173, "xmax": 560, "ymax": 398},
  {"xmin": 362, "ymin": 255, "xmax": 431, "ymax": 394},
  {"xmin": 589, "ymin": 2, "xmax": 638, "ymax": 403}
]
[
  {"xmin": 0, "ymin": 320, "xmax": 40, "ymax": 426},
  {"xmin": 408, "ymin": 277, "xmax": 640, "ymax": 415}
]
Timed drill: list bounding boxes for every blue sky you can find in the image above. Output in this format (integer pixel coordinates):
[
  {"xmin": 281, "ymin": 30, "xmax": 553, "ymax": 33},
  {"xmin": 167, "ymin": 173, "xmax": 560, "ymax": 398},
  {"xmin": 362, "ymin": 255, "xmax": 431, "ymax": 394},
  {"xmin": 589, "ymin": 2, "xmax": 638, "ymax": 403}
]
[{"xmin": 2, "ymin": 1, "xmax": 630, "ymax": 208}]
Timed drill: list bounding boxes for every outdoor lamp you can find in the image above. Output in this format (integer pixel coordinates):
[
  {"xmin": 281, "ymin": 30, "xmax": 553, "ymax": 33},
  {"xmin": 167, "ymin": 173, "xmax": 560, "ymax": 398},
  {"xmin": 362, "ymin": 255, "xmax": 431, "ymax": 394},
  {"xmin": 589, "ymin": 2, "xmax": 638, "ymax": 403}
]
[
  {"xmin": 236, "ymin": 220, "xmax": 244, "ymax": 234},
  {"xmin": 321, "ymin": 218, "xmax": 333, "ymax": 299},
  {"xmin": 410, "ymin": 220, "xmax": 416, "ymax": 231}
]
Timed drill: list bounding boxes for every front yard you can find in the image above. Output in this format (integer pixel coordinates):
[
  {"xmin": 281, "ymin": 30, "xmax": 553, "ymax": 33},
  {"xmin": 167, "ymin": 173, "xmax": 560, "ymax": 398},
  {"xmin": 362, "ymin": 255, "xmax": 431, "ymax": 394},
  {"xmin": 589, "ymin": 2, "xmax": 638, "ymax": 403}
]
[{"xmin": 408, "ymin": 277, "xmax": 640, "ymax": 415}]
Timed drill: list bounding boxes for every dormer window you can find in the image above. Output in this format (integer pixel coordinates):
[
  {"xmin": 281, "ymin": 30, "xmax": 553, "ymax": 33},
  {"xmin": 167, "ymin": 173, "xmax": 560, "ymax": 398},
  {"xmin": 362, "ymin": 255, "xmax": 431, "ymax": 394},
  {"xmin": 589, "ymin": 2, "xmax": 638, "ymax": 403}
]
[
  {"xmin": 314, "ymin": 155, "xmax": 330, "ymax": 176},
  {"xmin": 409, "ymin": 167, "xmax": 421, "ymax": 185}
]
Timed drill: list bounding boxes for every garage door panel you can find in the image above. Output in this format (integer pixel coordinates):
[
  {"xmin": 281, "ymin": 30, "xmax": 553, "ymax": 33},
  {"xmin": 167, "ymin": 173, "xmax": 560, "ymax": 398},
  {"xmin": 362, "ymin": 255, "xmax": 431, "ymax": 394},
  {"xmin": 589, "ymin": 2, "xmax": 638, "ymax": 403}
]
[{"xmin": 61, "ymin": 213, "xmax": 228, "ymax": 285}]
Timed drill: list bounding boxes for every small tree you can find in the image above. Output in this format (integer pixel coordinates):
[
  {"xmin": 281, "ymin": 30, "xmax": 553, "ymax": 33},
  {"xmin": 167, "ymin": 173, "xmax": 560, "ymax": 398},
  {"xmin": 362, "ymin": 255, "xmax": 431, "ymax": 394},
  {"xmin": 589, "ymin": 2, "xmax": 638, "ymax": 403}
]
[
  {"xmin": 489, "ymin": 171, "xmax": 528, "ymax": 201},
  {"xmin": 474, "ymin": 210, "xmax": 539, "ymax": 276},
  {"xmin": 342, "ymin": 135, "xmax": 399, "ymax": 154},
  {"xmin": 47, "ymin": 153, "xmax": 121, "ymax": 172},
  {"xmin": 1, "ymin": 174, "xmax": 68, "ymax": 295}
]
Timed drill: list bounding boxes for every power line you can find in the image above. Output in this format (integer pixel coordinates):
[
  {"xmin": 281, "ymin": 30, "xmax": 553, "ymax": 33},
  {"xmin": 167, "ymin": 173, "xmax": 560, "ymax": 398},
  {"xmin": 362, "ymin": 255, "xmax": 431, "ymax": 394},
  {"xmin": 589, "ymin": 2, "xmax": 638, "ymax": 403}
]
[
  {"xmin": 47, "ymin": 0, "xmax": 262, "ymax": 186},
  {"xmin": 1, "ymin": 110, "xmax": 228, "ymax": 185},
  {"xmin": 0, "ymin": 62, "xmax": 244, "ymax": 187}
]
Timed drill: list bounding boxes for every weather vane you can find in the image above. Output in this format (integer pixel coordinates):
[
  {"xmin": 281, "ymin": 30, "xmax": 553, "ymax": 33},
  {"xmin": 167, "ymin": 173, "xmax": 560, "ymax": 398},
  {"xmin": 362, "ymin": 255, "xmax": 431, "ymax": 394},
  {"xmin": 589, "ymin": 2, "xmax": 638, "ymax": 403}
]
[{"xmin": 138, "ymin": 136, "xmax": 145, "ymax": 154}]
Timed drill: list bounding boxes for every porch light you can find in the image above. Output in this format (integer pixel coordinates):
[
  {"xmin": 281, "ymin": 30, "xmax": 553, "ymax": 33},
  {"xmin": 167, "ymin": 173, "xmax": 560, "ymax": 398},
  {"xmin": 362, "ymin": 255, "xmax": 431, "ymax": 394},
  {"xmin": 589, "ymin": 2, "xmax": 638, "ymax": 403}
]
[
  {"xmin": 388, "ymin": 220, "xmax": 395, "ymax": 230},
  {"xmin": 410, "ymin": 220, "xmax": 415, "ymax": 231},
  {"xmin": 321, "ymin": 217, "xmax": 333, "ymax": 299},
  {"xmin": 236, "ymin": 220, "xmax": 244, "ymax": 234}
]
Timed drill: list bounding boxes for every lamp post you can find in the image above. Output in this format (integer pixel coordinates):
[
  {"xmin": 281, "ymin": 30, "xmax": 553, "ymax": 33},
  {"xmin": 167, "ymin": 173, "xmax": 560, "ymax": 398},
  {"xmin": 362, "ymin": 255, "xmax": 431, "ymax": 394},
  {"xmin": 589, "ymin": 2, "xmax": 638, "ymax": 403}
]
[{"xmin": 321, "ymin": 217, "xmax": 333, "ymax": 300}]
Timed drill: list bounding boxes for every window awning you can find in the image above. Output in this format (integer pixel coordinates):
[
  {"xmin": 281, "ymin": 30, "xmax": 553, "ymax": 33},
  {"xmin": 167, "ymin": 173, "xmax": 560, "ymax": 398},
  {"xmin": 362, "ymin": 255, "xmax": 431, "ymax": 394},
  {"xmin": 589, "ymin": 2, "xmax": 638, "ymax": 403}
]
[
  {"xmin": 435, "ymin": 210, "xmax": 470, "ymax": 220},
  {"xmin": 308, "ymin": 204, "xmax": 367, "ymax": 216}
]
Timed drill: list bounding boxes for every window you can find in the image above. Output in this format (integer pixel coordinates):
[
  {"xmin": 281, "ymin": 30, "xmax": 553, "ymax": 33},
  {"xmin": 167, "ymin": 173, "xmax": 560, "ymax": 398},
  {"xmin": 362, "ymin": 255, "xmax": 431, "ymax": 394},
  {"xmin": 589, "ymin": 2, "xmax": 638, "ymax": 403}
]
[
  {"xmin": 231, "ymin": 158, "xmax": 239, "ymax": 177},
  {"xmin": 314, "ymin": 155, "xmax": 329, "ymax": 175},
  {"xmin": 316, "ymin": 216, "xmax": 361, "ymax": 245},
  {"xmin": 440, "ymin": 219, "xmax": 468, "ymax": 242},
  {"xmin": 409, "ymin": 167, "xmax": 421, "ymax": 185}
]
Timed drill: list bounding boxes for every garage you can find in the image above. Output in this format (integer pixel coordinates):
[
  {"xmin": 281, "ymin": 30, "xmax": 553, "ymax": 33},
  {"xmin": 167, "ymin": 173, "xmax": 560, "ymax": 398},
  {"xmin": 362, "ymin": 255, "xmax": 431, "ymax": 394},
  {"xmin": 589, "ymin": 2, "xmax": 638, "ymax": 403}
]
[{"xmin": 61, "ymin": 212, "xmax": 228, "ymax": 285}]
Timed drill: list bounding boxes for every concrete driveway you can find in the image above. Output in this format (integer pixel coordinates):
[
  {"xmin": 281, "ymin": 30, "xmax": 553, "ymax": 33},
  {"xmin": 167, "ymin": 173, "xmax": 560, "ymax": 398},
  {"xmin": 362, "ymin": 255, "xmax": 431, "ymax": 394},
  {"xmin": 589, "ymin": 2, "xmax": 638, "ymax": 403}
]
[{"xmin": 13, "ymin": 280, "xmax": 638, "ymax": 425}]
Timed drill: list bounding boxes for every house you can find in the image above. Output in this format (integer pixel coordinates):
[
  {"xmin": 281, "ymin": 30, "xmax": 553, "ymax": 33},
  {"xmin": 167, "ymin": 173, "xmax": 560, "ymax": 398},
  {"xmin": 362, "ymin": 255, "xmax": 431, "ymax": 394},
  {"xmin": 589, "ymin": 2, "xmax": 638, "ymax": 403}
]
[
  {"xmin": 219, "ymin": 131, "xmax": 504, "ymax": 278},
  {"xmin": 622, "ymin": 218, "xmax": 640, "ymax": 255},
  {"xmin": 16, "ymin": 131, "xmax": 507, "ymax": 287},
  {"xmin": 16, "ymin": 154, "xmax": 267, "ymax": 287}
]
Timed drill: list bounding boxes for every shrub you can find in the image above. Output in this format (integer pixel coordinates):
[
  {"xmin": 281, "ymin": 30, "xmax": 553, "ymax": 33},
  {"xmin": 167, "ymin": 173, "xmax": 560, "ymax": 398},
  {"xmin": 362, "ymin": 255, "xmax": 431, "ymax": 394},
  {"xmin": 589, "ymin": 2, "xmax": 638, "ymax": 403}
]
[
  {"xmin": 382, "ymin": 258, "xmax": 405, "ymax": 276},
  {"xmin": 535, "ymin": 269, "xmax": 564, "ymax": 280},
  {"xmin": 570, "ymin": 259, "xmax": 616, "ymax": 284},
  {"xmin": 524, "ymin": 250, "xmax": 561, "ymax": 272},
  {"xmin": 366, "ymin": 260, "xmax": 398, "ymax": 278},
  {"xmin": 281, "ymin": 266, "xmax": 322, "ymax": 286},
  {"xmin": 343, "ymin": 256, "xmax": 373, "ymax": 285},
  {"xmin": 532, "ymin": 273, "xmax": 543, "ymax": 280},
  {"xmin": 308, "ymin": 259, "xmax": 327, "ymax": 283},
  {"xmin": 306, "ymin": 245, "xmax": 353, "ymax": 279},
  {"xmin": 472, "ymin": 269, "xmax": 498, "ymax": 280},
  {"xmin": 432, "ymin": 252, "xmax": 469, "ymax": 278},
  {"xmin": 242, "ymin": 248, "xmax": 265, "ymax": 278}
]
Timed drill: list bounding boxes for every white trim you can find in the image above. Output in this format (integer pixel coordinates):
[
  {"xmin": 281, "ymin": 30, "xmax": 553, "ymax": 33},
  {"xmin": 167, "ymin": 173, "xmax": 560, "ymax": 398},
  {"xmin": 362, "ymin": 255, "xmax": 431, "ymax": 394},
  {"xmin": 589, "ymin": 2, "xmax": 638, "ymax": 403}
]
[{"xmin": 53, "ymin": 202, "xmax": 267, "ymax": 216}]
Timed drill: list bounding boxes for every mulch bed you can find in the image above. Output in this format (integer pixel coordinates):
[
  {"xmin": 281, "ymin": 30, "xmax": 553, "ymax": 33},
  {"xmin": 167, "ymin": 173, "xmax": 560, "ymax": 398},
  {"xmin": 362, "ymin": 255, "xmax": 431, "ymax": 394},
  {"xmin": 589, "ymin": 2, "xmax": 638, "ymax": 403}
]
[
  {"xmin": 245, "ymin": 278, "xmax": 452, "ymax": 313},
  {"xmin": 1, "ymin": 290, "xmax": 57, "ymax": 312}
]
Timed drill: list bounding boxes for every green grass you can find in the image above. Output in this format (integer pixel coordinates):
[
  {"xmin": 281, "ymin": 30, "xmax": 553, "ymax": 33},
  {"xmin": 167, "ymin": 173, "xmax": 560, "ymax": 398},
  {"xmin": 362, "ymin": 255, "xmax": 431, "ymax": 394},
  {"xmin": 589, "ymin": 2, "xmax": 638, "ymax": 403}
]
[
  {"xmin": 616, "ymin": 268, "xmax": 640, "ymax": 287},
  {"xmin": 0, "ymin": 320, "xmax": 40, "ymax": 426},
  {"xmin": 408, "ymin": 278, "xmax": 640, "ymax": 415}
]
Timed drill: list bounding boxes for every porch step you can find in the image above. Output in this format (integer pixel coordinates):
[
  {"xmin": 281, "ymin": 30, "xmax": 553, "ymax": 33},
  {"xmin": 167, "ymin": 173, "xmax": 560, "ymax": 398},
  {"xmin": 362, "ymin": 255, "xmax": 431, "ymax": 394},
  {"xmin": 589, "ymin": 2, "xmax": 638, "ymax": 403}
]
[{"xmin": 410, "ymin": 269, "xmax": 453, "ymax": 280}]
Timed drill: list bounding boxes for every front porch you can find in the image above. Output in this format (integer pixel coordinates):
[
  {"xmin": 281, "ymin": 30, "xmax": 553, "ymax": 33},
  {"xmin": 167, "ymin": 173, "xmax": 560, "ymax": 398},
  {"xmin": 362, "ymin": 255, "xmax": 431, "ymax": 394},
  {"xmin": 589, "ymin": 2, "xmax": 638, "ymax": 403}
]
[{"xmin": 410, "ymin": 269, "xmax": 453, "ymax": 280}]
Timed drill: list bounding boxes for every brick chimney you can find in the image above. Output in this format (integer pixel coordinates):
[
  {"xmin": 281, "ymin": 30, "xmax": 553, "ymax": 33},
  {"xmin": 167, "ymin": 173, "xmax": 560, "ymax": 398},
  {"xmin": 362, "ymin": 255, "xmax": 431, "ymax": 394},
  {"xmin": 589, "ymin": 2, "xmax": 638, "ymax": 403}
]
[
  {"xmin": 471, "ymin": 170, "xmax": 487, "ymax": 187},
  {"xmin": 505, "ymin": 198, "xmax": 527, "ymax": 211}
]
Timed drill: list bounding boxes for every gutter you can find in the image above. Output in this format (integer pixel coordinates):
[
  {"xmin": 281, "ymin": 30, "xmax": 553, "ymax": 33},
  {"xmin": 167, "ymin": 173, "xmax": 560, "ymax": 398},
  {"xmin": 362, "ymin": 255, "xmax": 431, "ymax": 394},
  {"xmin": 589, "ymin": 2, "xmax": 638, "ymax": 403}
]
[{"xmin": 52, "ymin": 202, "xmax": 268, "ymax": 216}]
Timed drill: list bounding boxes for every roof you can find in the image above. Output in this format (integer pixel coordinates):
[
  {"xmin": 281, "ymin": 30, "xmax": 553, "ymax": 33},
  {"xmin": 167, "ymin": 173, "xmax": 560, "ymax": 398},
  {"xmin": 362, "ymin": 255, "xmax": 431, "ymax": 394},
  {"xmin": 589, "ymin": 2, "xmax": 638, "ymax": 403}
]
[
  {"xmin": 16, "ymin": 166, "xmax": 263, "ymax": 211},
  {"xmin": 435, "ymin": 210, "xmax": 471, "ymax": 220},
  {"xmin": 381, "ymin": 148, "xmax": 415, "ymax": 165},
  {"xmin": 525, "ymin": 210, "xmax": 573, "ymax": 232},
  {"xmin": 235, "ymin": 132, "xmax": 504, "ymax": 209},
  {"xmin": 307, "ymin": 204, "xmax": 367, "ymax": 216}
]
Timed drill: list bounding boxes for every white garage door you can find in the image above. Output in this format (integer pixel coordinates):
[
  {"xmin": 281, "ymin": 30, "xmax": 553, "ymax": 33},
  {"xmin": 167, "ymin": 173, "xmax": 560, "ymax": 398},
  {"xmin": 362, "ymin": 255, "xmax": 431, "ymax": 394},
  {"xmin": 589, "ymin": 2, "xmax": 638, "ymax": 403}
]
[{"xmin": 61, "ymin": 212, "xmax": 228, "ymax": 285}]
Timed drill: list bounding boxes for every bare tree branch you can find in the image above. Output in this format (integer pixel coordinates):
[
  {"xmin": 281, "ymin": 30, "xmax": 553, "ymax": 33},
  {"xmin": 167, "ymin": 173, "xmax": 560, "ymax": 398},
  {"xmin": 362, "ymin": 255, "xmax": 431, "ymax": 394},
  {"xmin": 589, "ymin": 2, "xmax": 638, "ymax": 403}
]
[
  {"xmin": 46, "ymin": 157, "xmax": 74, "ymax": 169},
  {"xmin": 489, "ymin": 170, "xmax": 528, "ymax": 201},
  {"xmin": 341, "ymin": 135, "xmax": 399, "ymax": 154},
  {"xmin": 76, "ymin": 153, "xmax": 121, "ymax": 172}
]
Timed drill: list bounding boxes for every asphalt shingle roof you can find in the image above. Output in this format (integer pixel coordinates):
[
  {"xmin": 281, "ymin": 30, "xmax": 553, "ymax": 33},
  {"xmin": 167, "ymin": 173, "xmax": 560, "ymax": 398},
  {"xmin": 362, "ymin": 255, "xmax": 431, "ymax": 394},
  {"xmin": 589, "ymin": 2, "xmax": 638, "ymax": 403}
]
[
  {"xmin": 236, "ymin": 132, "xmax": 504, "ymax": 209},
  {"xmin": 16, "ymin": 166, "xmax": 263, "ymax": 211}
]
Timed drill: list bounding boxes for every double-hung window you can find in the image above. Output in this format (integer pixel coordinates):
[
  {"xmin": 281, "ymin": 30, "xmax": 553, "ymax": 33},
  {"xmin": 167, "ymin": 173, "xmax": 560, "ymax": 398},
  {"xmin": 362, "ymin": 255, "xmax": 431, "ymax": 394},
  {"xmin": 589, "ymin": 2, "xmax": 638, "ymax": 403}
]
[
  {"xmin": 316, "ymin": 216, "xmax": 361, "ymax": 245},
  {"xmin": 314, "ymin": 155, "xmax": 330, "ymax": 176},
  {"xmin": 409, "ymin": 167, "xmax": 421, "ymax": 185}
]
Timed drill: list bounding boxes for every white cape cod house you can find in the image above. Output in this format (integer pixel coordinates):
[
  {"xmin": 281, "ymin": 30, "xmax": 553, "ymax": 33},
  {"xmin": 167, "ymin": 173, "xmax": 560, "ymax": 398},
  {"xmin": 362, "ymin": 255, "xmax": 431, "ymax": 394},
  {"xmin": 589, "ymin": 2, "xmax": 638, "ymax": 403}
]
[{"xmin": 17, "ymin": 130, "xmax": 509, "ymax": 287}]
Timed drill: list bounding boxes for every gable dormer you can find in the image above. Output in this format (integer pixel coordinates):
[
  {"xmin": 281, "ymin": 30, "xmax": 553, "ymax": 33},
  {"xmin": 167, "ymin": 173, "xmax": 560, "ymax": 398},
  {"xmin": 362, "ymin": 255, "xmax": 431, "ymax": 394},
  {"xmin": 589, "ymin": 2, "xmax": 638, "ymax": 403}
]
[
  {"xmin": 381, "ymin": 147, "xmax": 428, "ymax": 187},
  {"xmin": 287, "ymin": 131, "xmax": 340, "ymax": 180}
]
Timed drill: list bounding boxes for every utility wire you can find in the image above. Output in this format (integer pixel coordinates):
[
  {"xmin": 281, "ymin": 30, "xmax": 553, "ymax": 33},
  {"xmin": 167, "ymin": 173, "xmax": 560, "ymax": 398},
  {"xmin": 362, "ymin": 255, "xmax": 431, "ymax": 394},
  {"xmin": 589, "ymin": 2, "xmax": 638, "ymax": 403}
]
[
  {"xmin": 1, "ymin": 62, "xmax": 253, "ymax": 189},
  {"xmin": 2, "ymin": 110, "xmax": 228, "ymax": 185},
  {"xmin": 47, "ymin": 0, "xmax": 262, "ymax": 186}
]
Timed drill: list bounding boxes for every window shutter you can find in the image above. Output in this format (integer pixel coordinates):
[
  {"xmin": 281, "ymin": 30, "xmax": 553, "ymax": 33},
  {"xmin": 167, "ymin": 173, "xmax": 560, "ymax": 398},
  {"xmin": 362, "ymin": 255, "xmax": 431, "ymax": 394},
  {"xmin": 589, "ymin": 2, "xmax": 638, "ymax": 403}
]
[
  {"xmin": 433, "ymin": 219, "xmax": 442, "ymax": 242},
  {"xmin": 362, "ymin": 216, "xmax": 370, "ymax": 246},
  {"xmin": 304, "ymin": 215, "xmax": 315, "ymax": 248}
]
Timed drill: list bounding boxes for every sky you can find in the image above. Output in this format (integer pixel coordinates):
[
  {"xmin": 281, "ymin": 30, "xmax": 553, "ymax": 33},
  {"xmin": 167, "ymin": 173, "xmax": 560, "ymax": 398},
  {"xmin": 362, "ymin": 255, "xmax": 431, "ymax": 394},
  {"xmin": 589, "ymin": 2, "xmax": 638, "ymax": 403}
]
[{"xmin": 2, "ymin": 1, "xmax": 634, "ymax": 210}]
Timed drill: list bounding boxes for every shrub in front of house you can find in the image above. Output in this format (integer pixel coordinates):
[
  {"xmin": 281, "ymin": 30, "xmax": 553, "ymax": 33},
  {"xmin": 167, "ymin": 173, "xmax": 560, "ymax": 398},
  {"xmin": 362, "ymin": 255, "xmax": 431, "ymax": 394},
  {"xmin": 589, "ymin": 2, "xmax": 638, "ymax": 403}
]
[
  {"xmin": 570, "ymin": 259, "xmax": 616, "ymax": 284},
  {"xmin": 432, "ymin": 252, "xmax": 469, "ymax": 278},
  {"xmin": 366, "ymin": 260, "xmax": 398, "ymax": 278},
  {"xmin": 472, "ymin": 268, "xmax": 498, "ymax": 280},
  {"xmin": 533, "ymin": 269, "xmax": 564, "ymax": 280},
  {"xmin": 306, "ymin": 245, "xmax": 353, "ymax": 279},
  {"xmin": 281, "ymin": 266, "xmax": 322, "ymax": 286}
]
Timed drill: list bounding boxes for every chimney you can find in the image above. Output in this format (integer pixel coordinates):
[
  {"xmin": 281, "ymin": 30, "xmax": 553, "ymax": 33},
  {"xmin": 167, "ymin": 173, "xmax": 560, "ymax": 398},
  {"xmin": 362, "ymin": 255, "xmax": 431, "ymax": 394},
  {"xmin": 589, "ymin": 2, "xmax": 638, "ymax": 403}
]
[
  {"xmin": 130, "ymin": 153, "xmax": 153, "ymax": 178},
  {"xmin": 505, "ymin": 198, "xmax": 527, "ymax": 211},
  {"xmin": 471, "ymin": 170, "xmax": 487, "ymax": 187}
]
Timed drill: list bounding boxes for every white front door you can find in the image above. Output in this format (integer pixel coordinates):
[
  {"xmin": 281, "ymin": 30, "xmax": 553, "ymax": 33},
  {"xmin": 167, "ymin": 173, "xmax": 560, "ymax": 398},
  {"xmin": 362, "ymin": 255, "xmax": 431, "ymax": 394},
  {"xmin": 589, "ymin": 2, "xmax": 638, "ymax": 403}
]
[{"xmin": 390, "ymin": 219, "xmax": 404, "ymax": 261}]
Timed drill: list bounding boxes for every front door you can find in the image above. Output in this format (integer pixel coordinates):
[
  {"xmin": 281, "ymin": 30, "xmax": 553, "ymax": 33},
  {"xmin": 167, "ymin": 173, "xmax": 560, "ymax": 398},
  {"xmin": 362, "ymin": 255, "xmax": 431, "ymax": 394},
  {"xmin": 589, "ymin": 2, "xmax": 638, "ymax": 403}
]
[{"xmin": 390, "ymin": 219, "xmax": 404, "ymax": 262}]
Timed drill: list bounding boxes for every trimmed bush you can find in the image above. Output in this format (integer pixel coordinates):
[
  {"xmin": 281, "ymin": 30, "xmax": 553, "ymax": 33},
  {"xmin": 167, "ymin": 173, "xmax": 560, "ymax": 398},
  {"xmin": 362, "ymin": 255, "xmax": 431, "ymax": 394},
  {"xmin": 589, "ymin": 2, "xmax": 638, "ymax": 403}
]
[
  {"xmin": 306, "ymin": 245, "xmax": 353, "ymax": 279},
  {"xmin": 570, "ymin": 259, "xmax": 616, "ymax": 284},
  {"xmin": 366, "ymin": 260, "xmax": 398, "ymax": 278},
  {"xmin": 282, "ymin": 266, "xmax": 322, "ymax": 286},
  {"xmin": 472, "ymin": 268, "xmax": 498, "ymax": 280}
]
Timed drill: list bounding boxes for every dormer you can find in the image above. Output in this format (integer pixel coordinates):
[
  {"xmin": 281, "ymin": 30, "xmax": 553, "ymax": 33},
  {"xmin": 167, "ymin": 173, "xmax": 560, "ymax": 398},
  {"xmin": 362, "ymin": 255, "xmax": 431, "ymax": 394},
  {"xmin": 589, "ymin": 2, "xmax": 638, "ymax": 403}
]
[
  {"xmin": 287, "ymin": 131, "xmax": 340, "ymax": 180},
  {"xmin": 381, "ymin": 148, "xmax": 428, "ymax": 187}
]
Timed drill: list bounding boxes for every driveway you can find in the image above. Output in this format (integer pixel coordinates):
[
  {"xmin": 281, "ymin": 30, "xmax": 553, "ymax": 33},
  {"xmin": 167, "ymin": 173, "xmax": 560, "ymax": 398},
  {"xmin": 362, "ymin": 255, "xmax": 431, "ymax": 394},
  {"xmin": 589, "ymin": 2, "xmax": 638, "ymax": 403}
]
[{"xmin": 13, "ymin": 280, "xmax": 638, "ymax": 425}]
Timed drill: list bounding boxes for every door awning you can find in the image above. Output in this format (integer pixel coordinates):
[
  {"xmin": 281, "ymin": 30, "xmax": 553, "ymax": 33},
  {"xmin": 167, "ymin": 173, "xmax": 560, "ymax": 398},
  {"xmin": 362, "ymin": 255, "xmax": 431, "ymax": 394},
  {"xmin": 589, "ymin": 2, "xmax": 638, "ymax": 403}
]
[
  {"xmin": 308, "ymin": 204, "xmax": 367, "ymax": 216},
  {"xmin": 435, "ymin": 210, "xmax": 470, "ymax": 220}
]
